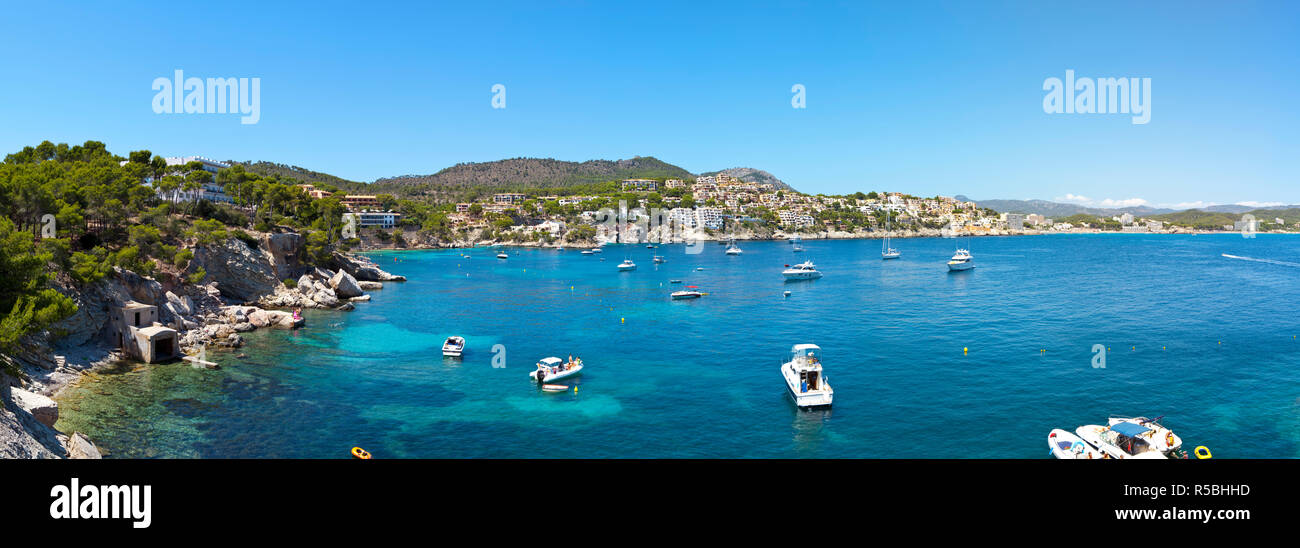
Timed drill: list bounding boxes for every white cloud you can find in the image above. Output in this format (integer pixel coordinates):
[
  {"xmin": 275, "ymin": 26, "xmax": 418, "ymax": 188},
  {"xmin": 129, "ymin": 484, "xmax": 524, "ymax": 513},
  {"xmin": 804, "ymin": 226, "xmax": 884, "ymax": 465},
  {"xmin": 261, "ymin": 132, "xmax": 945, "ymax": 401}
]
[
  {"xmin": 1168, "ymin": 201, "xmax": 1213, "ymax": 209},
  {"xmin": 1236, "ymin": 201, "xmax": 1285, "ymax": 208}
]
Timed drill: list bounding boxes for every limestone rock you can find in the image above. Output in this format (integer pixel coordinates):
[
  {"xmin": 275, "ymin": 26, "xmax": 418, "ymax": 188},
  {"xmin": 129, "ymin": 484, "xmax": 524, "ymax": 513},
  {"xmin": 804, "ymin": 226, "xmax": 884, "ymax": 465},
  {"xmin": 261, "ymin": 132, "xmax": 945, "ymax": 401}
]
[
  {"xmin": 188, "ymin": 238, "xmax": 280, "ymax": 303},
  {"xmin": 10, "ymin": 387, "xmax": 58, "ymax": 428},
  {"xmin": 329, "ymin": 269, "xmax": 364, "ymax": 299},
  {"xmin": 358, "ymin": 281, "xmax": 383, "ymax": 291},
  {"xmin": 67, "ymin": 432, "xmax": 102, "ymax": 459}
]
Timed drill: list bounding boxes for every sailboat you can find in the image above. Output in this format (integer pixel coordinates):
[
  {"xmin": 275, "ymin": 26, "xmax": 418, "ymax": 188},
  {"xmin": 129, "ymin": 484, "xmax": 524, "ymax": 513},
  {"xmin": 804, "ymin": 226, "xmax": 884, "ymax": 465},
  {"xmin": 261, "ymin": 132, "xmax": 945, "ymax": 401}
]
[{"xmin": 881, "ymin": 208, "xmax": 900, "ymax": 259}]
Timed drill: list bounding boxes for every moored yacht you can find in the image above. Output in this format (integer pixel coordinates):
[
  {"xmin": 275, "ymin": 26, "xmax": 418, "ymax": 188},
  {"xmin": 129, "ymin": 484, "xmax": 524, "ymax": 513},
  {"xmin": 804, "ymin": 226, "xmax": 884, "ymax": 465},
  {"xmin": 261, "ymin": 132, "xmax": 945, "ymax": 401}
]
[
  {"xmin": 1107, "ymin": 416, "xmax": 1183, "ymax": 455},
  {"xmin": 782, "ymin": 260, "xmax": 822, "ymax": 280},
  {"xmin": 653, "ymin": 255, "xmax": 666, "ymax": 263},
  {"xmin": 1075, "ymin": 424, "xmax": 1167, "ymax": 459},
  {"xmin": 725, "ymin": 244, "xmax": 743, "ymax": 255},
  {"xmin": 617, "ymin": 259, "xmax": 637, "ymax": 271},
  {"xmin": 441, "ymin": 336, "xmax": 465, "ymax": 357},
  {"xmin": 882, "ymin": 209, "xmax": 900, "ymax": 259},
  {"xmin": 781, "ymin": 344, "xmax": 833, "ymax": 408},
  {"xmin": 947, "ymin": 248, "xmax": 973, "ymax": 271}
]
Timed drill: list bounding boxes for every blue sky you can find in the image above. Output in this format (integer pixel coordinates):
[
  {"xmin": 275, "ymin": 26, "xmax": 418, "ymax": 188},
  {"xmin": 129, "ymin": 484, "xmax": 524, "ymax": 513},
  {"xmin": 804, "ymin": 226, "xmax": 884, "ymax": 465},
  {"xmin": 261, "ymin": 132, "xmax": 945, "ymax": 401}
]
[{"xmin": 1, "ymin": 1, "xmax": 1296, "ymax": 207}]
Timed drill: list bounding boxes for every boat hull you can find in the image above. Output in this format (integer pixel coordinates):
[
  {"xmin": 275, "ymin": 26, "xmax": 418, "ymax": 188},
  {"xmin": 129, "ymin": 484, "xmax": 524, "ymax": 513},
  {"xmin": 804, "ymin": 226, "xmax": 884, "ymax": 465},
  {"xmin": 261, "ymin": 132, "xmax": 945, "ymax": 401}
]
[
  {"xmin": 781, "ymin": 363, "xmax": 832, "ymax": 408},
  {"xmin": 783, "ymin": 272, "xmax": 822, "ymax": 280},
  {"xmin": 947, "ymin": 261, "xmax": 974, "ymax": 271}
]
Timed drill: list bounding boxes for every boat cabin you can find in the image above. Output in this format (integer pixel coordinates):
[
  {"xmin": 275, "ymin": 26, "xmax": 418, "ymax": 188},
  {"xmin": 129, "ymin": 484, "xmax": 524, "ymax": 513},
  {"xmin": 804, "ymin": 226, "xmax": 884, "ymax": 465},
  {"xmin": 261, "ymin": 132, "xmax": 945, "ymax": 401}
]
[
  {"xmin": 1108, "ymin": 422, "xmax": 1161, "ymax": 457},
  {"xmin": 790, "ymin": 344, "xmax": 824, "ymax": 392}
]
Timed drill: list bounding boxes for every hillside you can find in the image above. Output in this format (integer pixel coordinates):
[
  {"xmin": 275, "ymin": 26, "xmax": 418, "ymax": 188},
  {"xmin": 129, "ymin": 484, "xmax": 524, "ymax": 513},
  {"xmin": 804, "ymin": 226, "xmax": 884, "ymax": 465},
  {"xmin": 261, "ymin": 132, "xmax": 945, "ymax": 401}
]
[
  {"xmin": 698, "ymin": 167, "xmax": 796, "ymax": 192},
  {"xmin": 1151, "ymin": 207, "xmax": 1300, "ymax": 228},
  {"xmin": 234, "ymin": 161, "xmax": 366, "ymax": 191},
  {"xmin": 975, "ymin": 198, "xmax": 1175, "ymax": 217},
  {"xmin": 372, "ymin": 156, "xmax": 694, "ymax": 191}
]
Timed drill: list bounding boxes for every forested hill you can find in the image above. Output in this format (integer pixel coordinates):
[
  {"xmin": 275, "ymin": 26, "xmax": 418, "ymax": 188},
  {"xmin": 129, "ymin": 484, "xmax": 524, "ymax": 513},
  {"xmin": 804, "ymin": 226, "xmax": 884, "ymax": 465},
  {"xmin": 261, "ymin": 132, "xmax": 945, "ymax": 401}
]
[{"xmin": 372, "ymin": 156, "xmax": 695, "ymax": 191}]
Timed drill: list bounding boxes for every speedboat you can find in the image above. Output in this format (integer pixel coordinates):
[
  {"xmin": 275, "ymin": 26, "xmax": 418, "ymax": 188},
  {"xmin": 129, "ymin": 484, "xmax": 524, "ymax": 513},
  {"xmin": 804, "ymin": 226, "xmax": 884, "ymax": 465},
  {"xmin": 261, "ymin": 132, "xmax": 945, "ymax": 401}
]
[
  {"xmin": 529, "ymin": 356, "xmax": 584, "ymax": 383},
  {"xmin": 581, "ymin": 250, "xmax": 594, "ymax": 255},
  {"xmin": 441, "ymin": 336, "xmax": 465, "ymax": 357},
  {"xmin": 646, "ymin": 244, "xmax": 656, "ymax": 249},
  {"xmin": 1075, "ymin": 424, "xmax": 1167, "ymax": 459},
  {"xmin": 781, "ymin": 344, "xmax": 832, "ymax": 408},
  {"xmin": 497, "ymin": 252, "xmax": 509, "ymax": 259},
  {"xmin": 1048, "ymin": 429, "xmax": 1107, "ymax": 459},
  {"xmin": 1108, "ymin": 416, "xmax": 1183, "ymax": 454},
  {"xmin": 782, "ymin": 261, "xmax": 822, "ymax": 280},
  {"xmin": 947, "ymin": 248, "xmax": 974, "ymax": 271},
  {"xmin": 725, "ymin": 244, "xmax": 743, "ymax": 255},
  {"xmin": 653, "ymin": 255, "xmax": 666, "ymax": 264},
  {"xmin": 671, "ymin": 285, "xmax": 704, "ymax": 299},
  {"xmin": 590, "ymin": 247, "xmax": 603, "ymax": 254},
  {"xmin": 792, "ymin": 244, "xmax": 804, "ymax": 252},
  {"xmin": 617, "ymin": 259, "xmax": 637, "ymax": 271},
  {"xmin": 669, "ymin": 279, "xmax": 683, "ymax": 284}
]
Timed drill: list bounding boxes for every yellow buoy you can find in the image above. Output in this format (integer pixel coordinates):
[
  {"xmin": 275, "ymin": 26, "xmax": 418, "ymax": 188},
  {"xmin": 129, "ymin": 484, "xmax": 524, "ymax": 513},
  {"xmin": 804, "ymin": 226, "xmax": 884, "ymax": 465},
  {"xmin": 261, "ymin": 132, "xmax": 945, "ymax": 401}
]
[
  {"xmin": 1194, "ymin": 446, "xmax": 1212, "ymax": 459},
  {"xmin": 574, "ymin": 386, "xmax": 578, "ymax": 393},
  {"xmin": 621, "ymin": 317, "xmax": 625, "ymax": 323},
  {"xmin": 963, "ymin": 347, "xmax": 968, "ymax": 355}
]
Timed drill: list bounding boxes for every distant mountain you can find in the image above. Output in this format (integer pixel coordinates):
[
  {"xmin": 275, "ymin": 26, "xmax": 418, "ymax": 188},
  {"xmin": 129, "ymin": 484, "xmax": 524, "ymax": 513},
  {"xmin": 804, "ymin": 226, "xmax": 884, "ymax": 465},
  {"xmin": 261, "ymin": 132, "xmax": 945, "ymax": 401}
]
[
  {"xmin": 698, "ymin": 167, "xmax": 796, "ymax": 192},
  {"xmin": 974, "ymin": 198, "xmax": 1176, "ymax": 218},
  {"xmin": 372, "ymin": 156, "xmax": 695, "ymax": 191}
]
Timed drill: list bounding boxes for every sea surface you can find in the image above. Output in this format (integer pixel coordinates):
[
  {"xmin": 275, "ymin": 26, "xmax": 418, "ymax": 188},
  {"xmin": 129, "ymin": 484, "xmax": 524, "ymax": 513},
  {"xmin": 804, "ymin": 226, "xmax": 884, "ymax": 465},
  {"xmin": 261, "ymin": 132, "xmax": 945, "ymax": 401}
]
[{"xmin": 54, "ymin": 234, "xmax": 1300, "ymax": 458}]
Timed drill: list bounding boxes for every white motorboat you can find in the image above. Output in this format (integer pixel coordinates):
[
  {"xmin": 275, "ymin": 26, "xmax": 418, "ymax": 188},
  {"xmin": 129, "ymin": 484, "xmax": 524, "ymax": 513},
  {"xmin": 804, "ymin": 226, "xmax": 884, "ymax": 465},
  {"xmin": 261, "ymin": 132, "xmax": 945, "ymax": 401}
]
[
  {"xmin": 947, "ymin": 248, "xmax": 974, "ymax": 271},
  {"xmin": 792, "ymin": 244, "xmax": 804, "ymax": 252},
  {"xmin": 1048, "ymin": 429, "xmax": 1107, "ymax": 459},
  {"xmin": 1075, "ymin": 424, "xmax": 1167, "ymax": 459},
  {"xmin": 671, "ymin": 285, "xmax": 704, "ymax": 299},
  {"xmin": 496, "ymin": 252, "xmax": 509, "ymax": 259},
  {"xmin": 617, "ymin": 259, "xmax": 637, "ymax": 271},
  {"xmin": 581, "ymin": 250, "xmax": 594, "ymax": 255},
  {"xmin": 590, "ymin": 247, "xmax": 603, "ymax": 254},
  {"xmin": 1108, "ymin": 416, "xmax": 1183, "ymax": 455},
  {"xmin": 653, "ymin": 255, "xmax": 666, "ymax": 264},
  {"xmin": 529, "ymin": 356, "xmax": 584, "ymax": 383},
  {"xmin": 782, "ymin": 261, "xmax": 822, "ymax": 280},
  {"xmin": 441, "ymin": 336, "xmax": 465, "ymax": 357},
  {"xmin": 781, "ymin": 344, "xmax": 832, "ymax": 408},
  {"xmin": 725, "ymin": 244, "xmax": 743, "ymax": 255}
]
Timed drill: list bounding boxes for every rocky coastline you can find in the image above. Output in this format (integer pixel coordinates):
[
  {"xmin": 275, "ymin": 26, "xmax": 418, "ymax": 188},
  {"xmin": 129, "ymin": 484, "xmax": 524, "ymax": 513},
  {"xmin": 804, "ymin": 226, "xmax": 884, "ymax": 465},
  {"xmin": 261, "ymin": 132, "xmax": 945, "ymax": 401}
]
[{"xmin": 0, "ymin": 231, "xmax": 404, "ymax": 459}]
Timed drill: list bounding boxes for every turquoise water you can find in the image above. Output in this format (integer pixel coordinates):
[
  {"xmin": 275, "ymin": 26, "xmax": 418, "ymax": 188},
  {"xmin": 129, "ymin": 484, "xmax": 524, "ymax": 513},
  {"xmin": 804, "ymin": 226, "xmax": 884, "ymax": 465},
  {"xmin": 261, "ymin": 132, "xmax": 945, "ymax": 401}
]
[{"xmin": 55, "ymin": 234, "xmax": 1300, "ymax": 458}]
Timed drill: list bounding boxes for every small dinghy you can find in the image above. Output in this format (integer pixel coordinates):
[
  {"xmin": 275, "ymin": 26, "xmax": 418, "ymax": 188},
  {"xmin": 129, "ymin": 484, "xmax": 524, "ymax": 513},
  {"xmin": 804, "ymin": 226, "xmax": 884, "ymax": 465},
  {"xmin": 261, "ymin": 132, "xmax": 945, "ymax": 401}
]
[
  {"xmin": 1048, "ymin": 429, "xmax": 1106, "ymax": 459},
  {"xmin": 541, "ymin": 384, "xmax": 569, "ymax": 393},
  {"xmin": 497, "ymin": 252, "xmax": 509, "ymax": 259}
]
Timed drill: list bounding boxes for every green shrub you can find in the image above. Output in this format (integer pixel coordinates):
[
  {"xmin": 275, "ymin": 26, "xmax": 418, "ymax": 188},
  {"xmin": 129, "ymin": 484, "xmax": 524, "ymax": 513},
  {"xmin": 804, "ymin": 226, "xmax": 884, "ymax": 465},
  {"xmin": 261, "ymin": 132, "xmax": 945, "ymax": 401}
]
[
  {"xmin": 283, "ymin": 278, "xmax": 297, "ymax": 289},
  {"xmin": 186, "ymin": 267, "xmax": 207, "ymax": 285},
  {"xmin": 173, "ymin": 248, "xmax": 194, "ymax": 268}
]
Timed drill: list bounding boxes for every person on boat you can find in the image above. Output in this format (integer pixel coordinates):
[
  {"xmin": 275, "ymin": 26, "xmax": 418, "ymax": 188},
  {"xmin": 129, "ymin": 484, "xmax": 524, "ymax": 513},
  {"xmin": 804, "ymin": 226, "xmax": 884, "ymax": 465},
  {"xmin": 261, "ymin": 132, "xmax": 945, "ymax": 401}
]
[{"xmin": 292, "ymin": 307, "xmax": 302, "ymax": 320}]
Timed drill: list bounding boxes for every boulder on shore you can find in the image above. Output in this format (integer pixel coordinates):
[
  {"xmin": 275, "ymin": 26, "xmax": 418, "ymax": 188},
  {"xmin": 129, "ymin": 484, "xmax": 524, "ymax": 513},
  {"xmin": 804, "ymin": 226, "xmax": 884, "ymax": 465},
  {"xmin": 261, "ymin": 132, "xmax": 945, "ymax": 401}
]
[
  {"xmin": 67, "ymin": 432, "xmax": 102, "ymax": 459},
  {"xmin": 329, "ymin": 269, "xmax": 364, "ymax": 299}
]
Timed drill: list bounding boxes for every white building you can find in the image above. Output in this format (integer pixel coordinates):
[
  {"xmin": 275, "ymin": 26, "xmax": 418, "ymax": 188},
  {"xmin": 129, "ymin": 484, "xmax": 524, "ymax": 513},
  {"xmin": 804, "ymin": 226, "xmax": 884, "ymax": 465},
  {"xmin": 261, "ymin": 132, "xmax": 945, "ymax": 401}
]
[
  {"xmin": 695, "ymin": 207, "xmax": 724, "ymax": 229},
  {"xmin": 351, "ymin": 211, "xmax": 401, "ymax": 229},
  {"xmin": 158, "ymin": 156, "xmax": 233, "ymax": 203}
]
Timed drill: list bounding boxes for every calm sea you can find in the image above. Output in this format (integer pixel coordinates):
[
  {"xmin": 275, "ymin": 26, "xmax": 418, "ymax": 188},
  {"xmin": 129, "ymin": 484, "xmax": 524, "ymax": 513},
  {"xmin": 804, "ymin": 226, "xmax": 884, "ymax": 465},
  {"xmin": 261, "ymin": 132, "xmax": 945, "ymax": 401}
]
[{"xmin": 54, "ymin": 234, "xmax": 1300, "ymax": 458}]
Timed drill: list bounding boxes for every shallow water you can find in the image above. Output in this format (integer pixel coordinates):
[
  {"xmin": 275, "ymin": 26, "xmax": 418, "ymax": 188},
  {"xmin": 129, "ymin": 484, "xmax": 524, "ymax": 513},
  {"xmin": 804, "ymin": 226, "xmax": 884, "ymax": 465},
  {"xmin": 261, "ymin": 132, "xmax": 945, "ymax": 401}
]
[{"xmin": 55, "ymin": 234, "xmax": 1300, "ymax": 458}]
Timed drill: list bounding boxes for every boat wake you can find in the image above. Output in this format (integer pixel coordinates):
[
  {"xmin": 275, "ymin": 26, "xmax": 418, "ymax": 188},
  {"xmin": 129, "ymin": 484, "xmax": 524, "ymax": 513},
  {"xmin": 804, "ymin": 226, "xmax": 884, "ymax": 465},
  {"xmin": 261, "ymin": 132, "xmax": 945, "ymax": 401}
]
[{"xmin": 1221, "ymin": 253, "xmax": 1300, "ymax": 268}]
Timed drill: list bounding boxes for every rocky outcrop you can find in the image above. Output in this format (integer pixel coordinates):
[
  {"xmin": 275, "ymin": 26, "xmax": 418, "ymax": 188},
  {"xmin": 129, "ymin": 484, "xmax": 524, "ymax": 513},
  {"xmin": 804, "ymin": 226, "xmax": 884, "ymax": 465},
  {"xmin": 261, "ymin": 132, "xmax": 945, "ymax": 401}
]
[
  {"xmin": 358, "ymin": 281, "xmax": 383, "ymax": 291},
  {"xmin": 331, "ymin": 252, "xmax": 406, "ymax": 282},
  {"xmin": 0, "ymin": 380, "xmax": 66, "ymax": 459},
  {"xmin": 188, "ymin": 238, "xmax": 281, "ymax": 303},
  {"xmin": 264, "ymin": 232, "xmax": 304, "ymax": 279}
]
